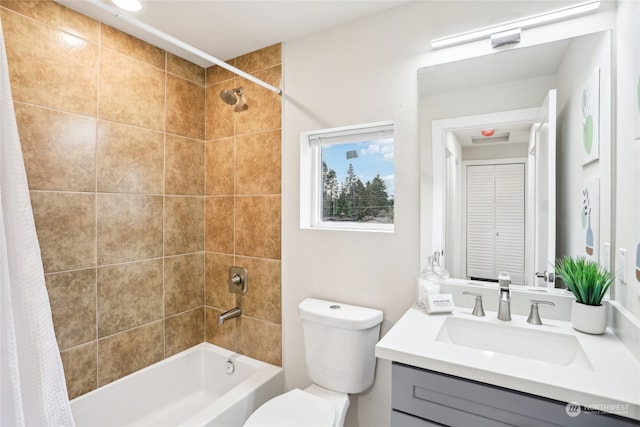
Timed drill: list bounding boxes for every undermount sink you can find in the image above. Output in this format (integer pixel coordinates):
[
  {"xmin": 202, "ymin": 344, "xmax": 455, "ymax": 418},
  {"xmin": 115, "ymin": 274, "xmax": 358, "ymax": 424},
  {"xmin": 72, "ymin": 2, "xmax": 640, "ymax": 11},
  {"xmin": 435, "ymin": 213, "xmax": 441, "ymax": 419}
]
[{"xmin": 435, "ymin": 316, "xmax": 594, "ymax": 370}]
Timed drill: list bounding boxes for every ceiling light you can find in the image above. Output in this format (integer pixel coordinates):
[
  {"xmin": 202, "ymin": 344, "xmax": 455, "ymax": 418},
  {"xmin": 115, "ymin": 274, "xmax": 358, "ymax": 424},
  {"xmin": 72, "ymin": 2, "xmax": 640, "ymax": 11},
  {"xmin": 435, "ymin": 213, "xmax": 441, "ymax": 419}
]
[
  {"xmin": 112, "ymin": 0, "xmax": 141, "ymax": 12},
  {"xmin": 430, "ymin": 0, "xmax": 600, "ymax": 49},
  {"xmin": 491, "ymin": 28, "xmax": 521, "ymax": 49}
]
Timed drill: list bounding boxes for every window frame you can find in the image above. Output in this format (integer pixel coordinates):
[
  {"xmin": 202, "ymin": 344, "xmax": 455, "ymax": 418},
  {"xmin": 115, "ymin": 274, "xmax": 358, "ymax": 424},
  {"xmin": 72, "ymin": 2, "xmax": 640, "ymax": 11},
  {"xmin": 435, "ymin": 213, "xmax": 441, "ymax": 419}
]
[{"xmin": 300, "ymin": 121, "xmax": 395, "ymax": 233}]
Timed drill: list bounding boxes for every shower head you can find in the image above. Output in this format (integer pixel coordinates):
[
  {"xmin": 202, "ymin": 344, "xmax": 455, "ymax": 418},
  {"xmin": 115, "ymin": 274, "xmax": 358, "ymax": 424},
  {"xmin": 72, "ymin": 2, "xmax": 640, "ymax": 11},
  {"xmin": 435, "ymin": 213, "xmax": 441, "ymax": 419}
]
[
  {"xmin": 219, "ymin": 87, "xmax": 248, "ymax": 111},
  {"xmin": 220, "ymin": 87, "xmax": 241, "ymax": 105},
  {"xmin": 220, "ymin": 87, "xmax": 244, "ymax": 105}
]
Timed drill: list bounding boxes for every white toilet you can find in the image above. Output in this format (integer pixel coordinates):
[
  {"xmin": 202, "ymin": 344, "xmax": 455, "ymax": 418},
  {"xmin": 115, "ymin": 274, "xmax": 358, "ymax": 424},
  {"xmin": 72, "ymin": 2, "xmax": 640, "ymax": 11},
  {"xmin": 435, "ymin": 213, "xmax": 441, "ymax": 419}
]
[{"xmin": 243, "ymin": 298, "xmax": 383, "ymax": 427}]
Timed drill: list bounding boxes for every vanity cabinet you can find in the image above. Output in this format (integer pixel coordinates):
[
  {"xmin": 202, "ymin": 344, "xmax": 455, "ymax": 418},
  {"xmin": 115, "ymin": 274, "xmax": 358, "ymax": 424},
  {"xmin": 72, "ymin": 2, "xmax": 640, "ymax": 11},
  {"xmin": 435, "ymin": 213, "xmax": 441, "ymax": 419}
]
[{"xmin": 391, "ymin": 362, "xmax": 639, "ymax": 427}]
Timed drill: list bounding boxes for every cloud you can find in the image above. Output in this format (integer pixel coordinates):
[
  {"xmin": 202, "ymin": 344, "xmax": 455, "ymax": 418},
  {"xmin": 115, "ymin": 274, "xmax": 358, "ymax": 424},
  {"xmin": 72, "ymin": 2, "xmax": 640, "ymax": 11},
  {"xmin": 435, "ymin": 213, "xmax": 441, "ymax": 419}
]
[
  {"xmin": 359, "ymin": 138, "xmax": 394, "ymax": 161},
  {"xmin": 381, "ymin": 173, "xmax": 395, "ymax": 182}
]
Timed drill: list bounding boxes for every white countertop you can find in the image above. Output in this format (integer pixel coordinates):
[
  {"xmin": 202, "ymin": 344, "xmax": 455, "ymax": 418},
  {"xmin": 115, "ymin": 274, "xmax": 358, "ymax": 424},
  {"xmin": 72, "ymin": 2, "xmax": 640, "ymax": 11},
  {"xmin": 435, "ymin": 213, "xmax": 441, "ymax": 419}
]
[{"xmin": 376, "ymin": 306, "xmax": 640, "ymax": 421}]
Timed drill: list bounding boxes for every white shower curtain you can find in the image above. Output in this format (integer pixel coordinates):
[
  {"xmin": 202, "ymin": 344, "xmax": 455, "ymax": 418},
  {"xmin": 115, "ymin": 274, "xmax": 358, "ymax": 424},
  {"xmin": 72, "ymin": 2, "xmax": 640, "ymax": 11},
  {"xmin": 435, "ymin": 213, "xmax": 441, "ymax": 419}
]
[{"xmin": 0, "ymin": 21, "xmax": 75, "ymax": 427}]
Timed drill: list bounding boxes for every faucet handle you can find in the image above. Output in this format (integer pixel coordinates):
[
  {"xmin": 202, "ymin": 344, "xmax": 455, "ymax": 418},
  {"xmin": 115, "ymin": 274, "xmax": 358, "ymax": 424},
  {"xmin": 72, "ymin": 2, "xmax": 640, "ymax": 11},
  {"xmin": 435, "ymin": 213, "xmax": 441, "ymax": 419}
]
[
  {"xmin": 462, "ymin": 291, "xmax": 485, "ymax": 317},
  {"xmin": 527, "ymin": 300, "xmax": 556, "ymax": 325}
]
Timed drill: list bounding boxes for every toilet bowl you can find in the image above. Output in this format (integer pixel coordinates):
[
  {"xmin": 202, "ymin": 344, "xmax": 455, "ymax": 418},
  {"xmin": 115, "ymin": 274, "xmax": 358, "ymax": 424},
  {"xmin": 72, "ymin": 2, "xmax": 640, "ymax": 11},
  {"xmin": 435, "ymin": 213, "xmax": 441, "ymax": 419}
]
[
  {"xmin": 243, "ymin": 384, "xmax": 349, "ymax": 427},
  {"xmin": 243, "ymin": 298, "xmax": 383, "ymax": 427}
]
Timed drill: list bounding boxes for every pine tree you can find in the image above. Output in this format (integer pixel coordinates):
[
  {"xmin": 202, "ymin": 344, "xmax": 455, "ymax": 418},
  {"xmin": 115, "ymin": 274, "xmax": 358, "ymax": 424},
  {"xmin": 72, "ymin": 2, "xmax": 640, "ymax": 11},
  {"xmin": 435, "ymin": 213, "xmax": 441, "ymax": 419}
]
[
  {"xmin": 364, "ymin": 174, "xmax": 390, "ymax": 218},
  {"xmin": 342, "ymin": 163, "xmax": 358, "ymax": 218},
  {"xmin": 336, "ymin": 191, "xmax": 349, "ymax": 218},
  {"xmin": 371, "ymin": 174, "xmax": 389, "ymax": 210},
  {"xmin": 321, "ymin": 161, "xmax": 340, "ymax": 217},
  {"xmin": 353, "ymin": 179, "xmax": 367, "ymax": 220},
  {"xmin": 322, "ymin": 162, "xmax": 392, "ymax": 223}
]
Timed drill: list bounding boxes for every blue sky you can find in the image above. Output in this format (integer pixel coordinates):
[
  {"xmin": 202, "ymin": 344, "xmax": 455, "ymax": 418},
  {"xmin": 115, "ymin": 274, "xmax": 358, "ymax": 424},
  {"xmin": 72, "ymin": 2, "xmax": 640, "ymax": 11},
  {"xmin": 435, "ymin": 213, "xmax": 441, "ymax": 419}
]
[{"xmin": 321, "ymin": 137, "xmax": 395, "ymax": 196}]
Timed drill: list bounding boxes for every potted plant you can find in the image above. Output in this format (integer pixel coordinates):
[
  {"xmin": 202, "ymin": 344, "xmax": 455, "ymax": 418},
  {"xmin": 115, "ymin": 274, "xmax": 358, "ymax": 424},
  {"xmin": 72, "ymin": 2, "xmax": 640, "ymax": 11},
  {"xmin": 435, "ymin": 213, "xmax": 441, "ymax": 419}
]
[{"xmin": 555, "ymin": 255, "xmax": 613, "ymax": 334}]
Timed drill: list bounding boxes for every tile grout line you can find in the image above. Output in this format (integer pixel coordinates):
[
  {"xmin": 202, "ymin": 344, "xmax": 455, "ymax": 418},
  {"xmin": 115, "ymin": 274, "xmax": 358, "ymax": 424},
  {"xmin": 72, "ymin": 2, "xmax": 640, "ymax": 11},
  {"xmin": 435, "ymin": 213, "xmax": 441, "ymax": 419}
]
[
  {"xmin": 162, "ymin": 50, "xmax": 168, "ymax": 360},
  {"xmin": 203, "ymin": 72, "xmax": 208, "ymax": 345},
  {"xmin": 232, "ymin": 70, "xmax": 239, "ymax": 353},
  {"xmin": 94, "ymin": 22, "xmax": 102, "ymax": 390}
]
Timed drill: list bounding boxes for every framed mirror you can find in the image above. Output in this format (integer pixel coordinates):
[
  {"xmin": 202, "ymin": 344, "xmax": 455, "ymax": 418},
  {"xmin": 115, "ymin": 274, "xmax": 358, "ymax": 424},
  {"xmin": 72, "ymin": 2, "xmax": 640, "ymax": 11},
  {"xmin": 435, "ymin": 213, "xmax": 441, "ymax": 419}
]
[{"xmin": 419, "ymin": 30, "xmax": 613, "ymax": 288}]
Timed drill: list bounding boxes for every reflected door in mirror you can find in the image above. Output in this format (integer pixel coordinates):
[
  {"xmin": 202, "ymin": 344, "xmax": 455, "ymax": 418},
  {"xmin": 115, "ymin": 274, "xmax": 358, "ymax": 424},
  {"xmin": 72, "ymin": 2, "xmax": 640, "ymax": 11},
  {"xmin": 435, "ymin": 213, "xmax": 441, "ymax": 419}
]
[{"xmin": 466, "ymin": 163, "xmax": 525, "ymax": 283}]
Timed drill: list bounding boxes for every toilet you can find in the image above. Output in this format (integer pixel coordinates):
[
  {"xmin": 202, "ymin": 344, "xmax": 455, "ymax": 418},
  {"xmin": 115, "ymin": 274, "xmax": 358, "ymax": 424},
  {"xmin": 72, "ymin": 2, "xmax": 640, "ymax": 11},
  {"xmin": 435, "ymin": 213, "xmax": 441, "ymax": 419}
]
[{"xmin": 243, "ymin": 298, "xmax": 383, "ymax": 427}]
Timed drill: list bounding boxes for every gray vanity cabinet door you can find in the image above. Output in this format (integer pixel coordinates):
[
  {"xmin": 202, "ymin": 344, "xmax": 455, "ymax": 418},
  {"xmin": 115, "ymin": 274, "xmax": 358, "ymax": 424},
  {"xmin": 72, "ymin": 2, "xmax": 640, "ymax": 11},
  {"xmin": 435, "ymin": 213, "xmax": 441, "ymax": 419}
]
[
  {"xmin": 391, "ymin": 362, "xmax": 639, "ymax": 427},
  {"xmin": 391, "ymin": 410, "xmax": 443, "ymax": 427}
]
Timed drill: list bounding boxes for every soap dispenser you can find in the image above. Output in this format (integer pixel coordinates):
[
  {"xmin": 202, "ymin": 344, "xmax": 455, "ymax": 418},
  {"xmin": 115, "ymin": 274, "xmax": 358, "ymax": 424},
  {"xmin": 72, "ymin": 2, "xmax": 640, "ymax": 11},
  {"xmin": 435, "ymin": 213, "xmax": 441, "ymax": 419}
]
[
  {"xmin": 416, "ymin": 256, "xmax": 444, "ymax": 311},
  {"xmin": 433, "ymin": 251, "xmax": 450, "ymax": 279}
]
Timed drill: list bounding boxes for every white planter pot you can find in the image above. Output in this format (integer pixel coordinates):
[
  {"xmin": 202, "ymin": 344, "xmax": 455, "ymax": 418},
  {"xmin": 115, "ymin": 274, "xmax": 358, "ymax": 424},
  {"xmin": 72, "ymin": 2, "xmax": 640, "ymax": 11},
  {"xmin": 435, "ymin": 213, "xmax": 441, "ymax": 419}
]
[{"xmin": 571, "ymin": 300, "xmax": 607, "ymax": 334}]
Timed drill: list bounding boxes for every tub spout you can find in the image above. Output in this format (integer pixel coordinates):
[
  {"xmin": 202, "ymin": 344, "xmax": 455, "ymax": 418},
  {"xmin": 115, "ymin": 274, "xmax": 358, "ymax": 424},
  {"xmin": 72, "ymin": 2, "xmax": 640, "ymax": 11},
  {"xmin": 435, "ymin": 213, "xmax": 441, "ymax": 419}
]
[{"xmin": 218, "ymin": 307, "xmax": 241, "ymax": 326}]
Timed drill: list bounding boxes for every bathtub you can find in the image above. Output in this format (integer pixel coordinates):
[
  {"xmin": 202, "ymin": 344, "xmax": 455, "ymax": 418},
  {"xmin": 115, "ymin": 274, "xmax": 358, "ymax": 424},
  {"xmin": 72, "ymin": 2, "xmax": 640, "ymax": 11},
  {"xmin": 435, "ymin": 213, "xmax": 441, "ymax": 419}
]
[{"xmin": 70, "ymin": 343, "xmax": 283, "ymax": 427}]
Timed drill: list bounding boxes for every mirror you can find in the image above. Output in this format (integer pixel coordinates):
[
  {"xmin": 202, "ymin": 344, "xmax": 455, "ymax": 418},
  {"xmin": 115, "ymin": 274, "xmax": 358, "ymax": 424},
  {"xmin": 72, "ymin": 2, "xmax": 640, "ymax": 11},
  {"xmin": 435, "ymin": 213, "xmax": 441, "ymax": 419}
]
[
  {"xmin": 431, "ymin": 99, "xmax": 556, "ymax": 286},
  {"xmin": 419, "ymin": 30, "xmax": 613, "ymax": 288}
]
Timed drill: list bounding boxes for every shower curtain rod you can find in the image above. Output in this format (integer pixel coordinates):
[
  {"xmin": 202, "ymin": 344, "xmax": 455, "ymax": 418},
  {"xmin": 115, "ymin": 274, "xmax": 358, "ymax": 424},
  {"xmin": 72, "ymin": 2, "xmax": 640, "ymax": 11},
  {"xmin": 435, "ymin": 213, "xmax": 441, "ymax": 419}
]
[{"xmin": 86, "ymin": 0, "xmax": 283, "ymax": 95}]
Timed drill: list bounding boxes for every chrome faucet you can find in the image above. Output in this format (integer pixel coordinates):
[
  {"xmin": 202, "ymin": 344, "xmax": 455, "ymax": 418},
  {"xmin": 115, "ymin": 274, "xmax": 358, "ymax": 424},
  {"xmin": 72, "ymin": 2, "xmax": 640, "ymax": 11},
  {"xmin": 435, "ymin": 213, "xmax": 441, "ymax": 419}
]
[
  {"xmin": 497, "ymin": 272, "xmax": 511, "ymax": 321},
  {"xmin": 218, "ymin": 307, "xmax": 241, "ymax": 326}
]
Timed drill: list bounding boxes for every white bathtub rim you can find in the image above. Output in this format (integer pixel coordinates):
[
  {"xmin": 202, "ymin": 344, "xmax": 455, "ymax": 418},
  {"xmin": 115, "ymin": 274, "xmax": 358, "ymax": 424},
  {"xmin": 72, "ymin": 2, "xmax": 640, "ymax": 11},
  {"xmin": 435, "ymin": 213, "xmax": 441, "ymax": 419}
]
[
  {"xmin": 70, "ymin": 342, "xmax": 284, "ymax": 427},
  {"xmin": 177, "ymin": 343, "xmax": 283, "ymax": 427},
  {"xmin": 70, "ymin": 342, "xmax": 279, "ymax": 404},
  {"xmin": 180, "ymin": 363, "xmax": 284, "ymax": 427}
]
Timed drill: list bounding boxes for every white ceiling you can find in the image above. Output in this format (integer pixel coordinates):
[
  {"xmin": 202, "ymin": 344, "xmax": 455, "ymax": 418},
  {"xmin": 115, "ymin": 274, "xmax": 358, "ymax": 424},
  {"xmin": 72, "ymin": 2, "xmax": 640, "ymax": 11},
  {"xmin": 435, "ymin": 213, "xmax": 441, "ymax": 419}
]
[{"xmin": 55, "ymin": 0, "xmax": 410, "ymax": 66}]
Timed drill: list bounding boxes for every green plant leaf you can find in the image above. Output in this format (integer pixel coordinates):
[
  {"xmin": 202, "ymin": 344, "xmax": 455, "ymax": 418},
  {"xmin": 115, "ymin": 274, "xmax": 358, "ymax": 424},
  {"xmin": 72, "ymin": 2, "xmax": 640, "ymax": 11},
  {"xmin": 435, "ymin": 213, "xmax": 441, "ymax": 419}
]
[{"xmin": 555, "ymin": 255, "xmax": 613, "ymax": 305}]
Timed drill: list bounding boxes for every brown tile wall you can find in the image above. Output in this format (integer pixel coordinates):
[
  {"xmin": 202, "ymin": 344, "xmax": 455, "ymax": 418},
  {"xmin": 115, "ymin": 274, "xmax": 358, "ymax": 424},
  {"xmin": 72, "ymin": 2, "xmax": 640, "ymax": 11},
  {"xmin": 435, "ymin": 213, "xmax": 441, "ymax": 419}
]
[
  {"xmin": 1, "ymin": 0, "xmax": 281, "ymax": 399},
  {"xmin": 204, "ymin": 44, "xmax": 282, "ymax": 367}
]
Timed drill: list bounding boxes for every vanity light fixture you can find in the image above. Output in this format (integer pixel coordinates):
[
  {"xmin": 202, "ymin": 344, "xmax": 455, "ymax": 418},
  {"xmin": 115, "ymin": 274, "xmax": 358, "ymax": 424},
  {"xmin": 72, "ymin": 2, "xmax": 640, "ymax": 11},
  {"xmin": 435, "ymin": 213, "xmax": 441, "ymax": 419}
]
[
  {"xmin": 430, "ymin": 0, "xmax": 600, "ymax": 49},
  {"xmin": 490, "ymin": 28, "xmax": 521, "ymax": 49},
  {"xmin": 112, "ymin": 0, "xmax": 142, "ymax": 12}
]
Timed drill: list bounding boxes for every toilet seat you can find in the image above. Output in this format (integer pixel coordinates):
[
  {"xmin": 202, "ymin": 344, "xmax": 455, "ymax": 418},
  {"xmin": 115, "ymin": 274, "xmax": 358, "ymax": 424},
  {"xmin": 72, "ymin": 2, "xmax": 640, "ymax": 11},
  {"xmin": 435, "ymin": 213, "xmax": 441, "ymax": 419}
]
[{"xmin": 243, "ymin": 388, "xmax": 335, "ymax": 427}]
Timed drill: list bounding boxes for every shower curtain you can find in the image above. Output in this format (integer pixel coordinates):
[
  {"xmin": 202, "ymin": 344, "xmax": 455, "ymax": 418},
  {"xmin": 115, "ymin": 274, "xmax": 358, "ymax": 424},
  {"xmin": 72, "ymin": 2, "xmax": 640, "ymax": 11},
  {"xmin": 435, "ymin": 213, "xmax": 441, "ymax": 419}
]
[{"xmin": 0, "ymin": 21, "xmax": 75, "ymax": 427}]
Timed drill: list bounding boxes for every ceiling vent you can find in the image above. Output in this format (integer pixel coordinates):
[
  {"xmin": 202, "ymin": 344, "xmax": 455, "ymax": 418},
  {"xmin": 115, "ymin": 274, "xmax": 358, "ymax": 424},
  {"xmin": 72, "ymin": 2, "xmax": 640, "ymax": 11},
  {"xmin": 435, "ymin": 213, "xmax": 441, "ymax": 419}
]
[{"xmin": 471, "ymin": 136, "xmax": 510, "ymax": 144}]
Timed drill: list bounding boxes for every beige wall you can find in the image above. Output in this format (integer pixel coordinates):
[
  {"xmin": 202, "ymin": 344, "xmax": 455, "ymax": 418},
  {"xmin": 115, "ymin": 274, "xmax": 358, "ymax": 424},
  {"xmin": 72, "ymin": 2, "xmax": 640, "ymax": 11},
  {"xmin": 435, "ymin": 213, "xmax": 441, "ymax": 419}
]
[{"xmin": 2, "ymin": 0, "xmax": 281, "ymax": 400}]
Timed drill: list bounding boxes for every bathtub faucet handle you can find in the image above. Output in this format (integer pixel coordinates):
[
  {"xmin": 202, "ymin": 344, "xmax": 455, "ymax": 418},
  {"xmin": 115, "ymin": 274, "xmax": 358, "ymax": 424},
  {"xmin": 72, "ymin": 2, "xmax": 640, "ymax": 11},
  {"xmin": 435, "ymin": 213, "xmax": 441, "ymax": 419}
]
[{"xmin": 228, "ymin": 266, "xmax": 248, "ymax": 294}]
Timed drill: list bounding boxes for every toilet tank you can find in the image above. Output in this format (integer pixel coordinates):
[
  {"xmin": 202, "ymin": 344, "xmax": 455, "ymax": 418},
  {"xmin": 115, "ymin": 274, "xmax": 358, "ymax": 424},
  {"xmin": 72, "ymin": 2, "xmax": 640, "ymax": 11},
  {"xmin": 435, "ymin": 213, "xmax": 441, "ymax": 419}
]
[{"xmin": 299, "ymin": 298, "xmax": 383, "ymax": 394}]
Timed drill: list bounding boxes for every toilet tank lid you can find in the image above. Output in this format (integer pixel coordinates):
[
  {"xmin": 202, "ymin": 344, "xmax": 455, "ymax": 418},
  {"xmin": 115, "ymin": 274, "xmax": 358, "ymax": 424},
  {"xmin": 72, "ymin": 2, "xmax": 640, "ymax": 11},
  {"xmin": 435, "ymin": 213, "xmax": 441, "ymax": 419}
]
[{"xmin": 299, "ymin": 298, "xmax": 383, "ymax": 330}]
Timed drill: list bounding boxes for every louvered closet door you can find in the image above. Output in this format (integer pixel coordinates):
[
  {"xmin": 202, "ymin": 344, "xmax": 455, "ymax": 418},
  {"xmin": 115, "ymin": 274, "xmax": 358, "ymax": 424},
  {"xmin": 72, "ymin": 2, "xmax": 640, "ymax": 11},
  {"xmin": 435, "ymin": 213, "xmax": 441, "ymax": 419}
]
[
  {"xmin": 466, "ymin": 163, "xmax": 525, "ymax": 283},
  {"xmin": 466, "ymin": 165, "xmax": 495, "ymax": 280},
  {"xmin": 494, "ymin": 164, "xmax": 525, "ymax": 283}
]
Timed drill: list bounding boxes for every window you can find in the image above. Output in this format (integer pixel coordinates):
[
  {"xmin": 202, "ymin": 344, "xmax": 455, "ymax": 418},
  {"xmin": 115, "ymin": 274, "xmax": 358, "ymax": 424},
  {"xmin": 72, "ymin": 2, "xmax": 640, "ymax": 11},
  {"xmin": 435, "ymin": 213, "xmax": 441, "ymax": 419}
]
[{"xmin": 300, "ymin": 121, "xmax": 395, "ymax": 232}]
